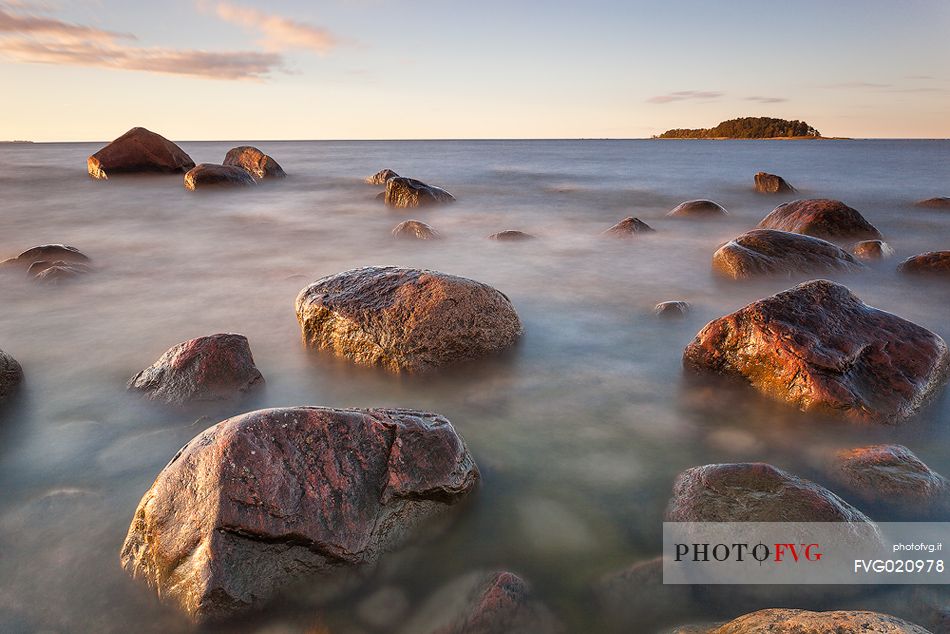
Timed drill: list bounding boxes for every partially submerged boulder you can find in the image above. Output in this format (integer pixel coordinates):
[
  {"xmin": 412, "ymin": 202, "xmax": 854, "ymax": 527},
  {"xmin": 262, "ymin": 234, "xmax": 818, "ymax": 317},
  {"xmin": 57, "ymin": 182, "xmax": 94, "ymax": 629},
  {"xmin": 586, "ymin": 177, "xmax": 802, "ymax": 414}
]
[
  {"xmin": 488, "ymin": 230, "xmax": 534, "ymax": 241},
  {"xmin": 832, "ymin": 444, "xmax": 950, "ymax": 510},
  {"xmin": 184, "ymin": 163, "xmax": 256, "ymax": 190},
  {"xmin": 753, "ymin": 172, "xmax": 795, "ymax": 194},
  {"xmin": 31, "ymin": 261, "xmax": 92, "ymax": 284},
  {"xmin": 655, "ymin": 301, "xmax": 690, "ymax": 319},
  {"xmin": 1, "ymin": 245, "xmax": 91, "ymax": 283},
  {"xmin": 914, "ymin": 197, "xmax": 950, "ymax": 209},
  {"xmin": 0, "ymin": 348, "xmax": 23, "ymax": 404},
  {"xmin": 667, "ymin": 200, "xmax": 728, "ymax": 218},
  {"xmin": 595, "ymin": 557, "xmax": 697, "ymax": 631},
  {"xmin": 602, "ymin": 217, "xmax": 655, "ymax": 237},
  {"xmin": 385, "ymin": 177, "xmax": 455, "ymax": 208},
  {"xmin": 366, "ymin": 169, "xmax": 400, "ymax": 185},
  {"xmin": 223, "ymin": 146, "xmax": 286, "ymax": 180},
  {"xmin": 898, "ymin": 251, "xmax": 950, "ymax": 277},
  {"xmin": 295, "ymin": 267, "xmax": 522, "ymax": 373},
  {"xmin": 757, "ymin": 199, "xmax": 881, "ymax": 240},
  {"xmin": 120, "ymin": 406, "xmax": 479, "ymax": 622},
  {"xmin": 852, "ymin": 239, "xmax": 894, "ymax": 261},
  {"xmin": 683, "ymin": 280, "xmax": 949, "ymax": 424},
  {"xmin": 393, "ymin": 220, "xmax": 440, "ymax": 240},
  {"xmin": 704, "ymin": 608, "xmax": 932, "ymax": 634},
  {"xmin": 87, "ymin": 127, "xmax": 195, "ymax": 179},
  {"xmin": 128, "ymin": 334, "xmax": 264, "ymax": 405},
  {"xmin": 711, "ymin": 229, "xmax": 863, "ymax": 280}
]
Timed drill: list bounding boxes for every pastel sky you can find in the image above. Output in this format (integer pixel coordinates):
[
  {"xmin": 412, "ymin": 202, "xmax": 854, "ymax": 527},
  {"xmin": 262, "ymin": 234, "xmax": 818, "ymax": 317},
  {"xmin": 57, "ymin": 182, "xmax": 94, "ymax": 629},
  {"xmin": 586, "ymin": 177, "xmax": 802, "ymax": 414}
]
[{"xmin": 2, "ymin": 0, "xmax": 949, "ymax": 141}]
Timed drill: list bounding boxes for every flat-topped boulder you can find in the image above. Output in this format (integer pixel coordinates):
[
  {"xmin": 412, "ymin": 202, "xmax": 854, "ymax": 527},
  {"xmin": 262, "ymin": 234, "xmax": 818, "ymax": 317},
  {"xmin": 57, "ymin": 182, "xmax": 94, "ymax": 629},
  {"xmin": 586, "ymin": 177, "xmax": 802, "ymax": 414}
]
[
  {"xmin": 753, "ymin": 171, "xmax": 795, "ymax": 194},
  {"xmin": 366, "ymin": 168, "xmax": 399, "ymax": 185},
  {"xmin": 712, "ymin": 229, "xmax": 863, "ymax": 279},
  {"xmin": 0, "ymin": 348, "xmax": 23, "ymax": 404},
  {"xmin": 385, "ymin": 177, "xmax": 455, "ymax": 208},
  {"xmin": 757, "ymin": 199, "xmax": 881, "ymax": 240},
  {"xmin": 392, "ymin": 220, "xmax": 440, "ymax": 240},
  {"xmin": 853, "ymin": 239, "xmax": 894, "ymax": 261},
  {"xmin": 667, "ymin": 200, "xmax": 728, "ymax": 218},
  {"xmin": 489, "ymin": 230, "xmax": 535, "ymax": 241},
  {"xmin": 223, "ymin": 146, "xmax": 286, "ymax": 180},
  {"xmin": 683, "ymin": 280, "xmax": 949, "ymax": 424},
  {"xmin": 833, "ymin": 444, "xmax": 950, "ymax": 510},
  {"xmin": 184, "ymin": 163, "xmax": 256, "ymax": 190},
  {"xmin": 898, "ymin": 251, "xmax": 950, "ymax": 277},
  {"xmin": 702, "ymin": 608, "xmax": 932, "ymax": 634},
  {"xmin": 128, "ymin": 333, "xmax": 264, "ymax": 405},
  {"xmin": 295, "ymin": 267, "xmax": 522, "ymax": 373},
  {"xmin": 87, "ymin": 127, "xmax": 195, "ymax": 179},
  {"xmin": 655, "ymin": 301, "xmax": 690, "ymax": 319},
  {"xmin": 914, "ymin": 197, "xmax": 950, "ymax": 209},
  {"xmin": 666, "ymin": 463, "xmax": 870, "ymax": 522},
  {"xmin": 120, "ymin": 406, "xmax": 479, "ymax": 622},
  {"xmin": 602, "ymin": 217, "xmax": 655, "ymax": 237}
]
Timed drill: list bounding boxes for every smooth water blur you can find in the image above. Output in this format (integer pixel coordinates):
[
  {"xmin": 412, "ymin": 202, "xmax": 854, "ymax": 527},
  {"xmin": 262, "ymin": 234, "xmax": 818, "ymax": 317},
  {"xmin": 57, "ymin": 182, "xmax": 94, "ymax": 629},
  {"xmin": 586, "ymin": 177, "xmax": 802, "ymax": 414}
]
[{"xmin": 0, "ymin": 139, "xmax": 948, "ymax": 633}]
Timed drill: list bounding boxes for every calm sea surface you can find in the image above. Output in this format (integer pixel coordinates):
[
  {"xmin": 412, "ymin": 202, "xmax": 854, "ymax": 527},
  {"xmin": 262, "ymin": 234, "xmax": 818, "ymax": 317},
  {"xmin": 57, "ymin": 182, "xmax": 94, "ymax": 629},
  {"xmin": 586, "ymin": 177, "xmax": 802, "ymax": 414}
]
[{"xmin": 0, "ymin": 139, "xmax": 948, "ymax": 632}]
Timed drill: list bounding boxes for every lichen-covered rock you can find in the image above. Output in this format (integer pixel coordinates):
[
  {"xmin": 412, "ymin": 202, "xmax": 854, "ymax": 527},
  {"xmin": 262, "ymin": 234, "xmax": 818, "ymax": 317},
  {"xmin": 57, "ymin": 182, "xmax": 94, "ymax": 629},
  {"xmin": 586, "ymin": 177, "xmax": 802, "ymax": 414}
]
[
  {"xmin": 853, "ymin": 240, "xmax": 894, "ymax": 261},
  {"xmin": 754, "ymin": 172, "xmax": 796, "ymax": 194},
  {"xmin": 914, "ymin": 197, "xmax": 950, "ymax": 209},
  {"xmin": 757, "ymin": 199, "xmax": 882, "ymax": 240},
  {"xmin": 833, "ymin": 444, "xmax": 950, "ymax": 511},
  {"xmin": 296, "ymin": 267, "xmax": 522, "ymax": 373},
  {"xmin": 128, "ymin": 334, "xmax": 264, "ymax": 405},
  {"xmin": 366, "ymin": 169, "xmax": 400, "ymax": 185},
  {"xmin": 667, "ymin": 200, "xmax": 728, "ymax": 218},
  {"xmin": 711, "ymin": 229, "xmax": 863, "ymax": 279},
  {"xmin": 0, "ymin": 348, "xmax": 23, "ymax": 404},
  {"xmin": 385, "ymin": 177, "xmax": 455, "ymax": 208},
  {"xmin": 705, "ymin": 608, "xmax": 932, "ymax": 633},
  {"xmin": 87, "ymin": 127, "xmax": 195, "ymax": 179},
  {"xmin": 223, "ymin": 146, "xmax": 286, "ymax": 180},
  {"xmin": 603, "ymin": 217, "xmax": 655, "ymax": 236},
  {"xmin": 488, "ymin": 230, "xmax": 534, "ymax": 241},
  {"xmin": 393, "ymin": 220, "xmax": 440, "ymax": 240},
  {"xmin": 666, "ymin": 463, "xmax": 870, "ymax": 522},
  {"xmin": 683, "ymin": 280, "xmax": 949, "ymax": 424},
  {"xmin": 184, "ymin": 163, "xmax": 256, "ymax": 190},
  {"xmin": 120, "ymin": 406, "xmax": 479, "ymax": 622},
  {"xmin": 655, "ymin": 301, "xmax": 690, "ymax": 319},
  {"xmin": 898, "ymin": 251, "xmax": 950, "ymax": 277}
]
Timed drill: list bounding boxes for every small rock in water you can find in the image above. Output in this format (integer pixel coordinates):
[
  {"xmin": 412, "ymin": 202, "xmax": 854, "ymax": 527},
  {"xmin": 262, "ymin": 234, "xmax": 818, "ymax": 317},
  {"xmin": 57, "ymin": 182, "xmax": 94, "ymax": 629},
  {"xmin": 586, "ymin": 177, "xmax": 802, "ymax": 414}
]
[
  {"xmin": 699, "ymin": 608, "xmax": 931, "ymax": 633},
  {"xmin": 392, "ymin": 219, "xmax": 440, "ymax": 240},
  {"xmin": 87, "ymin": 127, "xmax": 195, "ymax": 179},
  {"xmin": 384, "ymin": 177, "xmax": 455, "ymax": 208},
  {"xmin": 488, "ymin": 230, "xmax": 535, "ymax": 241},
  {"xmin": 655, "ymin": 301, "xmax": 690, "ymax": 318},
  {"xmin": 914, "ymin": 197, "xmax": 950, "ymax": 209},
  {"xmin": 184, "ymin": 163, "xmax": 256, "ymax": 190},
  {"xmin": 223, "ymin": 146, "xmax": 286, "ymax": 180},
  {"xmin": 711, "ymin": 229, "xmax": 863, "ymax": 279},
  {"xmin": 0, "ymin": 348, "xmax": 23, "ymax": 404},
  {"xmin": 366, "ymin": 168, "xmax": 399, "ymax": 185},
  {"xmin": 666, "ymin": 200, "xmax": 728, "ymax": 218},
  {"xmin": 852, "ymin": 239, "xmax": 894, "ymax": 260},
  {"xmin": 757, "ymin": 198, "xmax": 881, "ymax": 240},
  {"xmin": 1, "ymin": 245, "xmax": 92, "ymax": 283},
  {"xmin": 898, "ymin": 251, "xmax": 950, "ymax": 277},
  {"xmin": 602, "ymin": 217, "xmax": 655, "ymax": 237},
  {"xmin": 753, "ymin": 171, "xmax": 796, "ymax": 194}
]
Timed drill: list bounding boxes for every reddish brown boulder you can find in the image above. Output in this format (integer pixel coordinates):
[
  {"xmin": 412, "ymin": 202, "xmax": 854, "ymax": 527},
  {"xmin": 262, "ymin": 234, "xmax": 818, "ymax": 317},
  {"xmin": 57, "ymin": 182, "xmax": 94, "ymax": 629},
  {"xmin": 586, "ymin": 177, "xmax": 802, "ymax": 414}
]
[
  {"xmin": 366, "ymin": 168, "xmax": 400, "ymax": 185},
  {"xmin": 87, "ymin": 127, "xmax": 195, "ymax": 179},
  {"xmin": 0, "ymin": 348, "xmax": 23, "ymax": 404},
  {"xmin": 754, "ymin": 172, "xmax": 796, "ymax": 194},
  {"xmin": 853, "ymin": 239, "xmax": 894, "ymax": 261},
  {"xmin": 295, "ymin": 267, "xmax": 522, "ymax": 373},
  {"xmin": 120, "ymin": 406, "xmax": 479, "ymax": 622},
  {"xmin": 393, "ymin": 220, "xmax": 440, "ymax": 240},
  {"xmin": 655, "ymin": 301, "xmax": 690, "ymax": 318},
  {"xmin": 666, "ymin": 463, "xmax": 870, "ymax": 522},
  {"xmin": 757, "ymin": 199, "xmax": 882, "ymax": 240},
  {"xmin": 914, "ymin": 197, "xmax": 950, "ymax": 209},
  {"xmin": 128, "ymin": 334, "xmax": 264, "ymax": 405},
  {"xmin": 833, "ymin": 444, "xmax": 950, "ymax": 512},
  {"xmin": 898, "ymin": 251, "xmax": 950, "ymax": 277},
  {"xmin": 488, "ymin": 230, "xmax": 535, "ymax": 241},
  {"xmin": 223, "ymin": 146, "xmax": 286, "ymax": 180},
  {"xmin": 184, "ymin": 163, "xmax": 256, "ymax": 190},
  {"xmin": 602, "ymin": 217, "xmax": 655, "ymax": 236},
  {"xmin": 683, "ymin": 280, "xmax": 949, "ymax": 424},
  {"xmin": 705, "ymin": 608, "xmax": 932, "ymax": 633},
  {"xmin": 712, "ymin": 229, "xmax": 863, "ymax": 279},
  {"xmin": 385, "ymin": 177, "xmax": 455, "ymax": 208},
  {"xmin": 667, "ymin": 200, "xmax": 728, "ymax": 218}
]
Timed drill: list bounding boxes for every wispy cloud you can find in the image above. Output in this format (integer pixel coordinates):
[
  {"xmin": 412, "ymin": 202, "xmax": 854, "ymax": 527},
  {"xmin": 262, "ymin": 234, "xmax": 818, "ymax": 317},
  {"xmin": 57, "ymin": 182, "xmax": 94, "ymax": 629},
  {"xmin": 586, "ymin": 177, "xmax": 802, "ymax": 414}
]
[
  {"xmin": 823, "ymin": 81, "xmax": 891, "ymax": 89},
  {"xmin": 647, "ymin": 90, "xmax": 723, "ymax": 104},
  {"xmin": 745, "ymin": 95, "xmax": 788, "ymax": 104},
  {"xmin": 207, "ymin": 1, "xmax": 338, "ymax": 54},
  {"xmin": 823, "ymin": 80, "xmax": 946, "ymax": 95}
]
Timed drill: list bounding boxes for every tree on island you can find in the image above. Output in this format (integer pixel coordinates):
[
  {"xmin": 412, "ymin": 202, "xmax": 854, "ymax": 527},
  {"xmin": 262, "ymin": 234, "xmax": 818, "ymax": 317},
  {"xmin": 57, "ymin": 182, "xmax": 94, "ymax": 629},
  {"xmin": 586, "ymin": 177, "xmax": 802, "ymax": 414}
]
[{"xmin": 656, "ymin": 117, "xmax": 820, "ymax": 139}]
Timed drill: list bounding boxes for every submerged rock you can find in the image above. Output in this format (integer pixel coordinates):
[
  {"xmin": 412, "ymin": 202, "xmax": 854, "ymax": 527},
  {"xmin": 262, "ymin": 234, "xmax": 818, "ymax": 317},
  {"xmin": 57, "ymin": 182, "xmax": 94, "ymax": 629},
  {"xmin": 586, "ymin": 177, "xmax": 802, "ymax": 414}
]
[
  {"xmin": 120, "ymin": 406, "xmax": 479, "ymax": 622},
  {"xmin": 31, "ymin": 261, "xmax": 92, "ymax": 284},
  {"xmin": 666, "ymin": 200, "xmax": 728, "ymax": 218},
  {"xmin": 488, "ymin": 230, "xmax": 535, "ymax": 241},
  {"xmin": 366, "ymin": 169, "xmax": 400, "ymax": 185},
  {"xmin": 753, "ymin": 171, "xmax": 796, "ymax": 194},
  {"xmin": 295, "ymin": 267, "xmax": 522, "ymax": 373},
  {"xmin": 1, "ymin": 245, "xmax": 92, "ymax": 283},
  {"xmin": 711, "ymin": 229, "xmax": 863, "ymax": 279},
  {"xmin": 602, "ymin": 217, "xmax": 655, "ymax": 237},
  {"xmin": 385, "ymin": 177, "xmax": 455, "ymax": 208},
  {"xmin": 128, "ymin": 334, "xmax": 264, "ymax": 405},
  {"xmin": 666, "ymin": 463, "xmax": 870, "ymax": 522},
  {"xmin": 832, "ymin": 444, "xmax": 950, "ymax": 511},
  {"xmin": 0, "ymin": 348, "xmax": 23, "ymax": 404},
  {"xmin": 683, "ymin": 280, "xmax": 949, "ymax": 424},
  {"xmin": 595, "ymin": 557, "xmax": 697, "ymax": 631},
  {"xmin": 655, "ymin": 301, "xmax": 690, "ymax": 319},
  {"xmin": 392, "ymin": 220, "xmax": 440, "ymax": 240},
  {"xmin": 914, "ymin": 197, "xmax": 950, "ymax": 209},
  {"xmin": 223, "ymin": 146, "xmax": 286, "ymax": 180},
  {"xmin": 852, "ymin": 239, "xmax": 894, "ymax": 261},
  {"xmin": 757, "ymin": 199, "xmax": 882, "ymax": 240},
  {"xmin": 87, "ymin": 127, "xmax": 195, "ymax": 179},
  {"xmin": 898, "ymin": 251, "xmax": 950, "ymax": 277},
  {"xmin": 702, "ymin": 608, "xmax": 932, "ymax": 633},
  {"xmin": 184, "ymin": 163, "xmax": 256, "ymax": 190}
]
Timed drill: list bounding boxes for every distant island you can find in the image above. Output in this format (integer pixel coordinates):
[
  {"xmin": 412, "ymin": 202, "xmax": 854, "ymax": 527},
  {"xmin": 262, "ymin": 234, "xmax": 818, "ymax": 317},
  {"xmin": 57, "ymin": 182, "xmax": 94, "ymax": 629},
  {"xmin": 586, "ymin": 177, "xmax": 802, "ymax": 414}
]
[
  {"xmin": 655, "ymin": 117, "xmax": 821, "ymax": 139},
  {"xmin": 0, "ymin": 140, "xmax": 34, "ymax": 144}
]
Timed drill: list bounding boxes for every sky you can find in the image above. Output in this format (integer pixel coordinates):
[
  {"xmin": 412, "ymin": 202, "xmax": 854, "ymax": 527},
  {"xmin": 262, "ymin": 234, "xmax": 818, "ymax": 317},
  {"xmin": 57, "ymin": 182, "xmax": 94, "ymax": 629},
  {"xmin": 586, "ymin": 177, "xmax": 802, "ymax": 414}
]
[{"xmin": 1, "ymin": 0, "xmax": 949, "ymax": 141}]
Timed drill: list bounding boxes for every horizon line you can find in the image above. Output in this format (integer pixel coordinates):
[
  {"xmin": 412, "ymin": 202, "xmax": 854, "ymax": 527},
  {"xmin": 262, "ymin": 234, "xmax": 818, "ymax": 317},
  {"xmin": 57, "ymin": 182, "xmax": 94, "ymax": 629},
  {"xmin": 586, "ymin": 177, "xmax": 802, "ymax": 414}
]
[{"xmin": 6, "ymin": 136, "xmax": 950, "ymax": 144}]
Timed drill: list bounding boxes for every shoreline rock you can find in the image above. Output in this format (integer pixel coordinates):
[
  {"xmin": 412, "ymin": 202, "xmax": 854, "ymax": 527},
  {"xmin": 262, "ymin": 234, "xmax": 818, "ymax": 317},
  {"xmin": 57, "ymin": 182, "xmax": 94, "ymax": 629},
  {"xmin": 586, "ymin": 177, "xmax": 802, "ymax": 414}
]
[
  {"xmin": 757, "ymin": 199, "xmax": 881, "ymax": 240},
  {"xmin": 223, "ymin": 146, "xmax": 286, "ymax": 180},
  {"xmin": 711, "ymin": 229, "xmax": 863, "ymax": 279},
  {"xmin": 699, "ymin": 608, "xmax": 932, "ymax": 633},
  {"xmin": 393, "ymin": 220, "xmax": 440, "ymax": 240},
  {"xmin": 603, "ymin": 217, "xmax": 655, "ymax": 237},
  {"xmin": 753, "ymin": 172, "xmax": 795, "ymax": 194},
  {"xmin": 184, "ymin": 163, "xmax": 256, "ymax": 190},
  {"xmin": 87, "ymin": 127, "xmax": 194, "ymax": 179},
  {"xmin": 897, "ymin": 251, "xmax": 950, "ymax": 277},
  {"xmin": 852, "ymin": 239, "xmax": 894, "ymax": 261},
  {"xmin": 667, "ymin": 200, "xmax": 729, "ymax": 218},
  {"xmin": 385, "ymin": 177, "xmax": 455, "ymax": 208},
  {"xmin": 0, "ymin": 348, "xmax": 23, "ymax": 404}
]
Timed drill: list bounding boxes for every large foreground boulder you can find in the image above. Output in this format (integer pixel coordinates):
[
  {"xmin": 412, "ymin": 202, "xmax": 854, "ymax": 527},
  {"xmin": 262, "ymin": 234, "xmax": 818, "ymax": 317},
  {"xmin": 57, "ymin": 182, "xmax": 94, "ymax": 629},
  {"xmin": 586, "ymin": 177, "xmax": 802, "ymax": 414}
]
[
  {"xmin": 753, "ymin": 172, "xmax": 795, "ymax": 194},
  {"xmin": 914, "ymin": 197, "xmax": 950, "ymax": 209},
  {"xmin": 184, "ymin": 163, "xmax": 256, "ymax": 190},
  {"xmin": 712, "ymin": 229, "xmax": 863, "ymax": 279},
  {"xmin": 367, "ymin": 168, "xmax": 399, "ymax": 185},
  {"xmin": 682, "ymin": 280, "xmax": 949, "ymax": 424},
  {"xmin": 602, "ymin": 217, "xmax": 655, "ymax": 237},
  {"xmin": 127, "ymin": 334, "xmax": 264, "ymax": 405},
  {"xmin": 702, "ymin": 608, "xmax": 932, "ymax": 633},
  {"xmin": 120, "ymin": 407, "xmax": 479, "ymax": 622},
  {"xmin": 832, "ymin": 444, "xmax": 950, "ymax": 514},
  {"xmin": 757, "ymin": 199, "xmax": 882, "ymax": 240},
  {"xmin": 87, "ymin": 127, "xmax": 195, "ymax": 179},
  {"xmin": 223, "ymin": 146, "xmax": 286, "ymax": 180},
  {"xmin": 898, "ymin": 251, "xmax": 950, "ymax": 277},
  {"xmin": 295, "ymin": 267, "xmax": 522, "ymax": 373},
  {"xmin": 385, "ymin": 177, "xmax": 456, "ymax": 208},
  {"xmin": 0, "ymin": 348, "xmax": 23, "ymax": 404},
  {"xmin": 667, "ymin": 200, "xmax": 728, "ymax": 218}
]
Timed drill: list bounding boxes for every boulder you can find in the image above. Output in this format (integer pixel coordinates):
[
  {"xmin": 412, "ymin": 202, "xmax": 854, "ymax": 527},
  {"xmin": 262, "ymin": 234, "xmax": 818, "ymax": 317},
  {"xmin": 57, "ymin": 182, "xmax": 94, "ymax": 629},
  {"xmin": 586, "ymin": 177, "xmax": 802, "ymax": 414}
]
[
  {"xmin": 711, "ymin": 229, "xmax": 863, "ymax": 280},
  {"xmin": 703, "ymin": 608, "xmax": 932, "ymax": 633},
  {"xmin": 757, "ymin": 199, "xmax": 882, "ymax": 240},
  {"xmin": 898, "ymin": 251, "xmax": 950, "ymax": 277},
  {"xmin": 393, "ymin": 220, "xmax": 440, "ymax": 240},
  {"xmin": 295, "ymin": 267, "xmax": 522, "ymax": 373},
  {"xmin": 666, "ymin": 200, "xmax": 728, "ymax": 218},
  {"xmin": 385, "ymin": 177, "xmax": 455, "ymax": 208},
  {"xmin": 914, "ymin": 197, "xmax": 950, "ymax": 209},
  {"xmin": 184, "ymin": 163, "xmax": 256, "ymax": 190},
  {"xmin": 87, "ymin": 127, "xmax": 195, "ymax": 179},
  {"xmin": 682, "ymin": 280, "xmax": 949, "ymax": 424},
  {"xmin": 223, "ymin": 146, "xmax": 286, "ymax": 180},
  {"xmin": 832, "ymin": 444, "xmax": 950, "ymax": 511},
  {"xmin": 128, "ymin": 334, "xmax": 264, "ymax": 405},
  {"xmin": 753, "ymin": 171, "xmax": 796, "ymax": 194},
  {"xmin": 120, "ymin": 406, "xmax": 479, "ymax": 622},
  {"xmin": 488, "ymin": 230, "xmax": 534, "ymax": 241},
  {"xmin": 31, "ymin": 261, "xmax": 92, "ymax": 284},
  {"xmin": 852, "ymin": 239, "xmax": 894, "ymax": 261},
  {"xmin": 1, "ymin": 244, "xmax": 89, "ymax": 269},
  {"xmin": 0, "ymin": 348, "xmax": 23, "ymax": 404},
  {"xmin": 655, "ymin": 301, "xmax": 690, "ymax": 319},
  {"xmin": 366, "ymin": 169, "xmax": 400, "ymax": 185},
  {"xmin": 602, "ymin": 217, "xmax": 655, "ymax": 237}
]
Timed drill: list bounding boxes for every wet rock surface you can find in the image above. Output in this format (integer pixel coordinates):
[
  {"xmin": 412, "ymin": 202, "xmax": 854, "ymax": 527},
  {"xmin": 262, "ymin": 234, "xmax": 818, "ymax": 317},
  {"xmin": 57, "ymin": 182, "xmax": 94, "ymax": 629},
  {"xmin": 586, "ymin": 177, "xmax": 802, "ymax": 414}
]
[
  {"xmin": 393, "ymin": 219, "xmax": 440, "ymax": 240},
  {"xmin": 0, "ymin": 348, "xmax": 23, "ymax": 404},
  {"xmin": 832, "ymin": 444, "xmax": 950, "ymax": 513},
  {"xmin": 667, "ymin": 200, "xmax": 729, "ymax": 218},
  {"xmin": 602, "ymin": 217, "xmax": 655, "ymax": 236},
  {"xmin": 184, "ymin": 163, "xmax": 256, "ymax": 190},
  {"xmin": 712, "ymin": 229, "xmax": 863, "ymax": 279},
  {"xmin": 683, "ymin": 280, "xmax": 950, "ymax": 424},
  {"xmin": 655, "ymin": 301, "xmax": 690, "ymax": 318},
  {"xmin": 223, "ymin": 146, "xmax": 286, "ymax": 180},
  {"xmin": 366, "ymin": 168, "xmax": 400, "ymax": 185},
  {"xmin": 127, "ymin": 333, "xmax": 264, "ymax": 405},
  {"xmin": 702, "ymin": 608, "xmax": 933, "ymax": 633},
  {"xmin": 87, "ymin": 127, "xmax": 194, "ymax": 179},
  {"xmin": 853, "ymin": 239, "xmax": 894, "ymax": 260},
  {"xmin": 385, "ymin": 177, "xmax": 455, "ymax": 208},
  {"xmin": 120, "ymin": 406, "xmax": 479, "ymax": 622},
  {"xmin": 757, "ymin": 199, "xmax": 882, "ymax": 240},
  {"xmin": 754, "ymin": 171, "xmax": 796, "ymax": 194},
  {"xmin": 897, "ymin": 251, "xmax": 950, "ymax": 277},
  {"xmin": 295, "ymin": 266, "xmax": 523, "ymax": 373},
  {"xmin": 488, "ymin": 230, "xmax": 534, "ymax": 241},
  {"xmin": 914, "ymin": 197, "xmax": 950, "ymax": 209}
]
